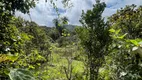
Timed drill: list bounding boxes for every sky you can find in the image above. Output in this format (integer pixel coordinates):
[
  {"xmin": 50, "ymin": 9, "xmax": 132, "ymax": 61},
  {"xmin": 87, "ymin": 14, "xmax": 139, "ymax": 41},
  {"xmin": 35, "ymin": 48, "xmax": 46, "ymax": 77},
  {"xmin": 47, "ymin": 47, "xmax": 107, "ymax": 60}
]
[{"xmin": 15, "ymin": 0, "xmax": 142, "ymax": 27}]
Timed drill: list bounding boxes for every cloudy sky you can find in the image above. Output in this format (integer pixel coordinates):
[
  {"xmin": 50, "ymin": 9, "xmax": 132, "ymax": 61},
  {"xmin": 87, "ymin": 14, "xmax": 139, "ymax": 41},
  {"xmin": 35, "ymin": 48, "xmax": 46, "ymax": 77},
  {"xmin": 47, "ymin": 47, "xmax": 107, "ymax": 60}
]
[{"xmin": 15, "ymin": 0, "xmax": 142, "ymax": 27}]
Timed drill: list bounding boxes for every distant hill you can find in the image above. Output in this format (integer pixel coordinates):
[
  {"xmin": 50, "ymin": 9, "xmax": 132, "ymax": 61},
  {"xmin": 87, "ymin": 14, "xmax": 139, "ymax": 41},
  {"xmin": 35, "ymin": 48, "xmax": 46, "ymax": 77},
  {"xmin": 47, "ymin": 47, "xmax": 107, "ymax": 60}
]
[
  {"xmin": 63, "ymin": 24, "xmax": 77, "ymax": 32},
  {"xmin": 40, "ymin": 24, "xmax": 80, "ymax": 32}
]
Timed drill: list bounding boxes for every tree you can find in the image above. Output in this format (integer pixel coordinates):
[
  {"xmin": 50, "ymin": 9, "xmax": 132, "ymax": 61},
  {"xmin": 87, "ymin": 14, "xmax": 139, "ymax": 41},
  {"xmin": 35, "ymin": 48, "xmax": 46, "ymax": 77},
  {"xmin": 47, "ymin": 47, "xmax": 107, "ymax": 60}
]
[
  {"xmin": 61, "ymin": 16, "xmax": 69, "ymax": 24},
  {"xmin": 0, "ymin": 0, "xmax": 36, "ymax": 79},
  {"xmin": 0, "ymin": 0, "xmax": 72, "ymax": 79},
  {"xmin": 109, "ymin": 4, "xmax": 142, "ymax": 39},
  {"xmin": 53, "ymin": 16, "xmax": 69, "ymax": 36},
  {"xmin": 77, "ymin": 0, "xmax": 111, "ymax": 80},
  {"xmin": 0, "ymin": 0, "xmax": 36, "ymax": 55},
  {"xmin": 103, "ymin": 5, "xmax": 142, "ymax": 80}
]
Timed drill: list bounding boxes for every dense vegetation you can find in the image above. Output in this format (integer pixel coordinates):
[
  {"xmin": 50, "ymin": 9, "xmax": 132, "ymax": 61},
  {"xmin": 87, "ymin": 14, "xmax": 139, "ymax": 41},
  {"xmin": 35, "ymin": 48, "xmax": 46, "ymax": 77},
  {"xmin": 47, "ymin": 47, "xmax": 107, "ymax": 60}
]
[{"xmin": 0, "ymin": 0, "xmax": 142, "ymax": 80}]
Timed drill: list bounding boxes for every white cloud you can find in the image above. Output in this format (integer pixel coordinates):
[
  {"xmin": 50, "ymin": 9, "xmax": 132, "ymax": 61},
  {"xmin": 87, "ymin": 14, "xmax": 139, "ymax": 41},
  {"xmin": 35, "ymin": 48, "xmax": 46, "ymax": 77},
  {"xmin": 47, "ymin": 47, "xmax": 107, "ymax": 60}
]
[
  {"xmin": 102, "ymin": 8, "xmax": 117, "ymax": 18},
  {"xmin": 15, "ymin": 0, "xmax": 142, "ymax": 27},
  {"xmin": 102, "ymin": 0, "xmax": 142, "ymax": 19},
  {"xmin": 62, "ymin": 0, "xmax": 95, "ymax": 25},
  {"xmin": 15, "ymin": 0, "xmax": 57, "ymax": 26}
]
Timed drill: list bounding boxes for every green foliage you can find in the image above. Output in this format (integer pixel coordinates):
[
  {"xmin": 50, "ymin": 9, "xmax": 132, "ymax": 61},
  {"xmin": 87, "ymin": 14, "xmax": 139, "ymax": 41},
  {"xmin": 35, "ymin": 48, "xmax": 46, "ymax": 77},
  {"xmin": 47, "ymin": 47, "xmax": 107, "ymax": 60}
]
[
  {"xmin": 0, "ymin": 0, "xmax": 142, "ymax": 80},
  {"xmin": 43, "ymin": 43, "xmax": 86, "ymax": 80},
  {"xmin": 9, "ymin": 69, "xmax": 35, "ymax": 80},
  {"xmin": 109, "ymin": 4, "xmax": 142, "ymax": 38},
  {"xmin": 53, "ymin": 16, "xmax": 69, "ymax": 36},
  {"xmin": 0, "ymin": 0, "xmax": 35, "ymax": 14},
  {"xmin": 101, "ymin": 5, "xmax": 142, "ymax": 79},
  {"xmin": 107, "ymin": 30, "xmax": 142, "ymax": 80},
  {"xmin": 0, "ymin": 12, "xmax": 50, "ymax": 80},
  {"xmin": 48, "ymin": 28, "xmax": 60, "ymax": 41},
  {"xmin": 77, "ymin": 1, "xmax": 111, "ymax": 80}
]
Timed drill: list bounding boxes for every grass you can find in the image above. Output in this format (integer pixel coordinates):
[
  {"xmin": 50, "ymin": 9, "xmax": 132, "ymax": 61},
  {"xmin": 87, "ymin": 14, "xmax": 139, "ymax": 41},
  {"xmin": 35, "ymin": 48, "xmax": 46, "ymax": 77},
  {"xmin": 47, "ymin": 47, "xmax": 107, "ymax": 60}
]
[{"xmin": 37, "ymin": 43, "xmax": 86, "ymax": 80}]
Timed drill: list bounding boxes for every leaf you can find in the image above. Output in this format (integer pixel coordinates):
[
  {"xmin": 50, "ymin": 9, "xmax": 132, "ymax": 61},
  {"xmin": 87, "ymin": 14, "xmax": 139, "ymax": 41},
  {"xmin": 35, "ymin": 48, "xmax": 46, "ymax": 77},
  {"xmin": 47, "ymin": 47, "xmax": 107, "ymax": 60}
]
[
  {"xmin": 29, "ymin": 65, "xmax": 35, "ymax": 69},
  {"xmin": 0, "ymin": 54, "xmax": 7, "ymax": 63},
  {"xmin": 109, "ymin": 29, "xmax": 115, "ymax": 33},
  {"xmin": 9, "ymin": 69, "xmax": 35, "ymax": 80},
  {"xmin": 117, "ymin": 33, "xmax": 128, "ymax": 39},
  {"xmin": 0, "ymin": 54, "xmax": 18, "ymax": 63},
  {"xmin": 7, "ymin": 54, "xmax": 19, "ymax": 62},
  {"xmin": 130, "ymin": 40, "xmax": 138, "ymax": 46},
  {"xmin": 115, "ymin": 29, "xmax": 121, "ymax": 35}
]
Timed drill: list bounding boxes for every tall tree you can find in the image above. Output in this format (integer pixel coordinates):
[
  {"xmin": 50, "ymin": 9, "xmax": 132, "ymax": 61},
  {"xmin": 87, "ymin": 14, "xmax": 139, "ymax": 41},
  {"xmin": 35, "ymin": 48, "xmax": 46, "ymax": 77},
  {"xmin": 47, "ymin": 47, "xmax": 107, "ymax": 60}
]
[
  {"xmin": 61, "ymin": 16, "xmax": 69, "ymax": 24},
  {"xmin": 105, "ymin": 5, "xmax": 142, "ymax": 80},
  {"xmin": 77, "ymin": 0, "xmax": 111, "ymax": 80},
  {"xmin": 53, "ymin": 16, "xmax": 69, "ymax": 36},
  {"xmin": 109, "ymin": 4, "xmax": 142, "ymax": 39}
]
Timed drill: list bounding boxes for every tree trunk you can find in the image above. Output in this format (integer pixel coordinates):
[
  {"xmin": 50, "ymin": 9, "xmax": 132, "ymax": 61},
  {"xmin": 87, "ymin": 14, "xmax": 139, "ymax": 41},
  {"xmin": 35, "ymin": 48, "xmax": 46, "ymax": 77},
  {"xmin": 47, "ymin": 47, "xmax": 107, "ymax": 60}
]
[
  {"xmin": 90, "ymin": 60, "xmax": 95, "ymax": 80},
  {"xmin": 89, "ymin": 59, "xmax": 99, "ymax": 80}
]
